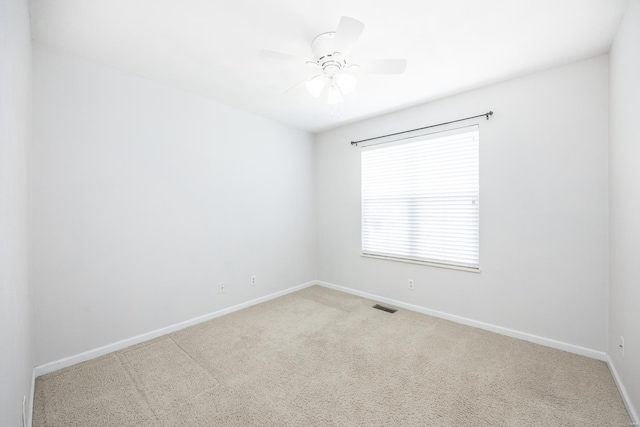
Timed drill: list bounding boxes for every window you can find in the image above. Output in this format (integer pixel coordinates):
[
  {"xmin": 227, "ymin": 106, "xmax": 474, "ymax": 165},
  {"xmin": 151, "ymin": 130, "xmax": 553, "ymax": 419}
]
[{"xmin": 361, "ymin": 125, "xmax": 479, "ymax": 271}]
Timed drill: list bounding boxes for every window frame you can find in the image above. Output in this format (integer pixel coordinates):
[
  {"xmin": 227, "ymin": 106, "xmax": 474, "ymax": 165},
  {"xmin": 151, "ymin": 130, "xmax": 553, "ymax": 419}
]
[{"xmin": 360, "ymin": 124, "xmax": 481, "ymax": 273}]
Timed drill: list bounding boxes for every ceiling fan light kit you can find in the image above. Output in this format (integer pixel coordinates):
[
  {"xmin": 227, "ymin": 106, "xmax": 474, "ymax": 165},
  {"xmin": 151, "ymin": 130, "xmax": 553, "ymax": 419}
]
[
  {"xmin": 306, "ymin": 75, "xmax": 326, "ymax": 97},
  {"xmin": 336, "ymin": 73, "xmax": 357, "ymax": 94},
  {"xmin": 262, "ymin": 16, "xmax": 407, "ymax": 109}
]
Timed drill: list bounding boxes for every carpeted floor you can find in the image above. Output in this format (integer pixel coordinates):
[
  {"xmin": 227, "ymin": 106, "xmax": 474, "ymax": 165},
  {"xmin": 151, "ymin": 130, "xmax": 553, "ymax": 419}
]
[{"xmin": 33, "ymin": 285, "xmax": 631, "ymax": 426}]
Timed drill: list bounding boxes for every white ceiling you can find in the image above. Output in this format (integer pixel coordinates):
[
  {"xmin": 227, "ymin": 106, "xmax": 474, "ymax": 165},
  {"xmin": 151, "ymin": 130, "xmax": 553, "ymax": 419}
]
[{"xmin": 29, "ymin": 0, "xmax": 628, "ymax": 133}]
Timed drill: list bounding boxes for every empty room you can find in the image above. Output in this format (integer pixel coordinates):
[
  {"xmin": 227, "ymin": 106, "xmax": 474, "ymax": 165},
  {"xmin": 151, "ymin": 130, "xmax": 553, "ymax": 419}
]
[{"xmin": 1, "ymin": 0, "xmax": 639, "ymax": 425}]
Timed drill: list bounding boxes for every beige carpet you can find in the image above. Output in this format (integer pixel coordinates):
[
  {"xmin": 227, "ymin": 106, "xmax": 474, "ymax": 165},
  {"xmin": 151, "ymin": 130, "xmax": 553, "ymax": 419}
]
[{"xmin": 34, "ymin": 285, "xmax": 631, "ymax": 426}]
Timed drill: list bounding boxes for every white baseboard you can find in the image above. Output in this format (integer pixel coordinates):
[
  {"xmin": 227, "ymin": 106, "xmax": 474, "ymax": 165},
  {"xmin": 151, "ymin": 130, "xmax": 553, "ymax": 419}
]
[
  {"xmin": 33, "ymin": 281, "xmax": 316, "ymax": 377},
  {"xmin": 30, "ymin": 279, "xmax": 631, "ymax": 424},
  {"xmin": 28, "ymin": 369, "xmax": 35, "ymax": 427},
  {"xmin": 607, "ymin": 355, "xmax": 639, "ymax": 425},
  {"xmin": 315, "ymin": 280, "xmax": 607, "ymax": 361}
]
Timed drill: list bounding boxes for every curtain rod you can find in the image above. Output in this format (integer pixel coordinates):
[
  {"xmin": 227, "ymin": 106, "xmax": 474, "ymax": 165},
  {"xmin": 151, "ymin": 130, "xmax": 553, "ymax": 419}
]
[{"xmin": 350, "ymin": 111, "xmax": 493, "ymax": 146}]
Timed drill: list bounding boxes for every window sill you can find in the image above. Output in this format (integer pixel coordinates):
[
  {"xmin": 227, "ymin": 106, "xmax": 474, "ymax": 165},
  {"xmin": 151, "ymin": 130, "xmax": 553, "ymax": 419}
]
[{"xmin": 361, "ymin": 253, "xmax": 480, "ymax": 273}]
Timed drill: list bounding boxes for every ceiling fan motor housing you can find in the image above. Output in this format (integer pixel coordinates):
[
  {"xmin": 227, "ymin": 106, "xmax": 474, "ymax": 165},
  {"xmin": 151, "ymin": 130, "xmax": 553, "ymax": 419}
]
[{"xmin": 312, "ymin": 32, "xmax": 347, "ymax": 76}]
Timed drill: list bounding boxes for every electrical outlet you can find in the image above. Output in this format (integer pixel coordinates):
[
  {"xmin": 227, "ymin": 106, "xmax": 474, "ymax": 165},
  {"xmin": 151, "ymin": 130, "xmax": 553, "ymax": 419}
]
[
  {"xmin": 620, "ymin": 336, "xmax": 625, "ymax": 357},
  {"xmin": 219, "ymin": 283, "xmax": 225, "ymax": 294},
  {"xmin": 408, "ymin": 279, "xmax": 414, "ymax": 290},
  {"xmin": 251, "ymin": 275, "xmax": 256, "ymax": 286}
]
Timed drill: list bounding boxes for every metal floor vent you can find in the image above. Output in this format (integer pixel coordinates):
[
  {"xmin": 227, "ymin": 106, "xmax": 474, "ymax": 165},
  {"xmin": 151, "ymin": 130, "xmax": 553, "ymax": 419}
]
[{"xmin": 373, "ymin": 304, "xmax": 397, "ymax": 313}]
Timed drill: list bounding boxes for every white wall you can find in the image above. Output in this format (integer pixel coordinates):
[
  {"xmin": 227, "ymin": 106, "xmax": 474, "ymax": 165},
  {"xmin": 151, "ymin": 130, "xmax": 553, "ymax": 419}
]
[
  {"xmin": 0, "ymin": 0, "xmax": 32, "ymax": 426},
  {"xmin": 315, "ymin": 56, "xmax": 609, "ymax": 353},
  {"xmin": 609, "ymin": 0, "xmax": 640, "ymax": 420},
  {"xmin": 31, "ymin": 46, "xmax": 316, "ymax": 366}
]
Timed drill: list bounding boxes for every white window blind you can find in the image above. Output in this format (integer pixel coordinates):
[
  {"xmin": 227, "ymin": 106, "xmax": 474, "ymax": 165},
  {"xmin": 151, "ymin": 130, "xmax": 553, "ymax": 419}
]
[{"xmin": 361, "ymin": 125, "xmax": 479, "ymax": 270}]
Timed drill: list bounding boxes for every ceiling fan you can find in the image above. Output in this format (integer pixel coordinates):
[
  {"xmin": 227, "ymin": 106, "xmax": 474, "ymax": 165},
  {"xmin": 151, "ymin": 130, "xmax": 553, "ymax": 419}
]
[{"xmin": 261, "ymin": 16, "xmax": 407, "ymax": 105}]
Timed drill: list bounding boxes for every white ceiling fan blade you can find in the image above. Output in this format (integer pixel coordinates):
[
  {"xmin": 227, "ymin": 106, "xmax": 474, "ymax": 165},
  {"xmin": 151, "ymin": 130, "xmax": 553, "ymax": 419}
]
[
  {"xmin": 282, "ymin": 78, "xmax": 309, "ymax": 95},
  {"xmin": 283, "ymin": 75, "xmax": 322, "ymax": 95},
  {"xmin": 356, "ymin": 59, "xmax": 407, "ymax": 74},
  {"xmin": 260, "ymin": 49, "xmax": 316, "ymax": 67},
  {"xmin": 332, "ymin": 16, "xmax": 365, "ymax": 55}
]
